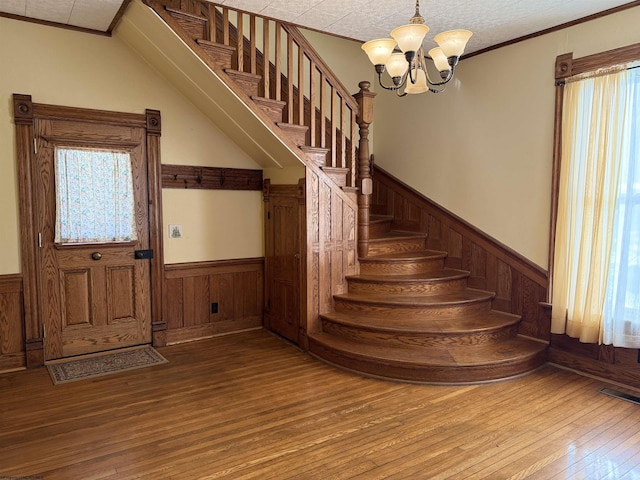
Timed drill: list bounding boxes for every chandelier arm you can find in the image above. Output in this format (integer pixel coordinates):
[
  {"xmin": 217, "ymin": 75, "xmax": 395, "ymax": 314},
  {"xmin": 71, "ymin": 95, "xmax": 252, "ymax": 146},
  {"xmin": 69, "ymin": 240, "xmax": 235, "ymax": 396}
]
[
  {"xmin": 376, "ymin": 71, "xmax": 404, "ymax": 91},
  {"xmin": 428, "ymin": 84, "xmax": 447, "ymax": 94},
  {"xmin": 424, "ymin": 66, "xmax": 455, "ymax": 87}
]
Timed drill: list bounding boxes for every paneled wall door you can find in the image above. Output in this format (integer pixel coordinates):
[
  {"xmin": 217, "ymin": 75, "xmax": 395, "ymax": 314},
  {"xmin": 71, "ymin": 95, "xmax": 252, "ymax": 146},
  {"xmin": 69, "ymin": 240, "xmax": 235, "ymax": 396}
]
[
  {"xmin": 263, "ymin": 180, "xmax": 305, "ymax": 345},
  {"xmin": 35, "ymin": 115, "xmax": 153, "ymax": 360}
]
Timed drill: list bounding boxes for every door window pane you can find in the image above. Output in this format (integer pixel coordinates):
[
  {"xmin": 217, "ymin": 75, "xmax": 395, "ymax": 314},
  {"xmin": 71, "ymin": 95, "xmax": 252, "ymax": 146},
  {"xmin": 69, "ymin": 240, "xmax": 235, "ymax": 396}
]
[{"xmin": 55, "ymin": 148, "xmax": 137, "ymax": 243}]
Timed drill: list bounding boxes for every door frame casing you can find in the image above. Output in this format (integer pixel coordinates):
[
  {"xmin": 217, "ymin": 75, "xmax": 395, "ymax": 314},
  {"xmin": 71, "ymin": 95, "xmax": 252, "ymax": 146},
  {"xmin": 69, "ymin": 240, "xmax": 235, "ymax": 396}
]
[{"xmin": 12, "ymin": 94, "xmax": 166, "ymax": 367}]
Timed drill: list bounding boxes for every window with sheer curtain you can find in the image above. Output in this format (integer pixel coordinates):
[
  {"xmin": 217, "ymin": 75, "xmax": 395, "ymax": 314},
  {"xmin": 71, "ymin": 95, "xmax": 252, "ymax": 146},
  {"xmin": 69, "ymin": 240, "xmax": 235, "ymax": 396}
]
[
  {"xmin": 551, "ymin": 65, "xmax": 640, "ymax": 348},
  {"xmin": 55, "ymin": 148, "xmax": 137, "ymax": 244}
]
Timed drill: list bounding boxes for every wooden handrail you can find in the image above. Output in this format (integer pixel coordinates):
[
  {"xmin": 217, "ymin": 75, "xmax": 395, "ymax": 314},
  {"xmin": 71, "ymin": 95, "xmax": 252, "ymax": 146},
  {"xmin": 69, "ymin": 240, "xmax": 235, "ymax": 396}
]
[{"xmin": 281, "ymin": 24, "xmax": 358, "ymax": 111}]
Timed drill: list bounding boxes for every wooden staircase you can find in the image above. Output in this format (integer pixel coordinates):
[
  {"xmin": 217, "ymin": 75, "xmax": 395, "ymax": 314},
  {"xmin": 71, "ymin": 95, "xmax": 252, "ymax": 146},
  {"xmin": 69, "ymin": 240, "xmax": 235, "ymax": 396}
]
[
  {"xmin": 143, "ymin": 0, "xmax": 358, "ymax": 190},
  {"xmin": 135, "ymin": 0, "xmax": 546, "ymax": 384},
  {"xmin": 308, "ymin": 214, "xmax": 548, "ymax": 383}
]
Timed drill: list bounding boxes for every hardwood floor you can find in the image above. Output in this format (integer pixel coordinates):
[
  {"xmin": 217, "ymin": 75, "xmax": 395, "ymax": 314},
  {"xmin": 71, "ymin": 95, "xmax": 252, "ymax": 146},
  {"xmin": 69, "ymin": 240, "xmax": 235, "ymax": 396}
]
[{"xmin": 1, "ymin": 329, "xmax": 640, "ymax": 479}]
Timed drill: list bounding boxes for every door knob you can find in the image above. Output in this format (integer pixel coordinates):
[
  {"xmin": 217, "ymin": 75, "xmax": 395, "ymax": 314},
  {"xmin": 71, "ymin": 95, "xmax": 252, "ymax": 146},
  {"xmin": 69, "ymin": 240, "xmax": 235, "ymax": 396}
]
[
  {"xmin": 294, "ymin": 253, "xmax": 300, "ymax": 259},
  {"xmin": 91, "ymin": 252, "xmax": 102, "ymax": 261}
]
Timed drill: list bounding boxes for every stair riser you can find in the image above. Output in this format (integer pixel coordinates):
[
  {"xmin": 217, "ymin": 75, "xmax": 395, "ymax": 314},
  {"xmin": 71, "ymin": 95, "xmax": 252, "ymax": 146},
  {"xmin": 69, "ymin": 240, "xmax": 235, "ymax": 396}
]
[
  {"xmin": 348, "ymin": 278, "xmax": 468, "ymax": 296},
  {"xmin": 277, "ymin": 124, "xmax": 308, "ymax": 145},
  {"xmin": 301, "ymin": 149, "xmax": 329, "ymax": 167},
  {"xmin": 321, "ymin": 168, "xmax": 348, "ymax": 187},
  {"xmin": 359, "ymin": 258, "xmax": 446, "ymax": 276},
  {"xmin": 252, "ymin": 100, "xmax": 285, "ymax": 123},
  {"xmin": 167, "ymin": 10, "xmax": 206, "ymax": 40},
  {"xmin": 225, "ymin": 73, "xmax": 261, "ymax": 97},
  {"xmin": 321, "ymin": 320, "xmax": 519, "ymax": 348},
  {"xmin": 367, "ymin": 238, "xmax": 426, "ymax": 257},
  {"xmin": 334, "ymin": 299, "xmax": 491, "ymax": 319},
  {"xmin": 369, "ymin": 220, "xmax": 393, "ymax": 237},
  {"xmin": 197, "ymin": 42, "xmax": 234, "ymax": 70},
  {"xmin": 308, "ymin": 338, "xmax": 547, "ymax": 383}
]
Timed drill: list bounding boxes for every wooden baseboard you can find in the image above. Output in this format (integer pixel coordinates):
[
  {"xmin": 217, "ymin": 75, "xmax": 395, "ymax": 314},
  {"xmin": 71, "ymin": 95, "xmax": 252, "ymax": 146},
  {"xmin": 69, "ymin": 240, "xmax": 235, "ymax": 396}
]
[
  {"xmin": 550, "ymin": 346, "xmax": 640, "ymax": 390},
  {"xmin": 0, "ymin": 274, "xmax": 25, "ymax": 371},
  {"xmin": 166, "ymin": 321, "xmax": 262, "ymax": 345},
  {"xmin": 0, "ymin": 352, "xmax": 26, "ymax": 373}
]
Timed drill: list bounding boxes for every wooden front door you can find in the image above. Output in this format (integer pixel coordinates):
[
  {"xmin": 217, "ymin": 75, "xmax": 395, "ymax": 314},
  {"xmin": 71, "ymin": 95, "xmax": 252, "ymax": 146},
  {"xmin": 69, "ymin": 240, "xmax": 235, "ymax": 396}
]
[
  {"xmin": 264, "ymin": 180, "xmax": 304, "ymax": 345},
  {"xmin": 35, "ymin": 115, "xmax": 152, "ymax": 360}
]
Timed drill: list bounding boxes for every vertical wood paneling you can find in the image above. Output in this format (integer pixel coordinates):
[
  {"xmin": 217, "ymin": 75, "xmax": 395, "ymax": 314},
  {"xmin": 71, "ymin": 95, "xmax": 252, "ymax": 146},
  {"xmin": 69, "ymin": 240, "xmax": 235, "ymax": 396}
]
[
  {"xmin": 164, "ymin": 259, "xmax": 263, "ymax": 344},
  {"xmin": 208, "ymin": 274, "xmax": 220, "ymax": 322},
  {"xmin": 164, "ymin": 277, "xmax": 184, "ymax": 330},
  {"xmin": 219, "ymin": 275, "xmax": 235, "ymax": 321},
  {"xmin": 446, "ymin": 228, "xmax": 463, "ymax": 267},
  {"xmin": 305, "ymin": 167, "xmax": 358, "ymax": 337},
  {"xmin": 0, "ymin": 274, "xmax": 26, "ymax": 372}
]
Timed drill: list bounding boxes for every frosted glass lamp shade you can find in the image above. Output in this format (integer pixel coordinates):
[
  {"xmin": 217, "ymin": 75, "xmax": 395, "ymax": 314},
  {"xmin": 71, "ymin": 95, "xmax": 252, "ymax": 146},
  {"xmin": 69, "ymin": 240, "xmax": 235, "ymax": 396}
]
[
  {"xmin": 390, "ymin": 24, "xmax": 429, "ymax": 53},
  {"xmin": 433, "ymin": 29, "xmax": 472, "ymax": 57},
  {"xmin": 428, "ymin": 47, "xmax": 451, "ymax": 72},
  {"xmin": 405, "ymin": 69, "xmax": 428, "ymax": 94},
  {"xmin": 385, "ymin": 53, "xmax": 409, "ymax": 78},
  {"xmin": 362, "ymin": 38, "xmax": 397, "ymax": 65}
]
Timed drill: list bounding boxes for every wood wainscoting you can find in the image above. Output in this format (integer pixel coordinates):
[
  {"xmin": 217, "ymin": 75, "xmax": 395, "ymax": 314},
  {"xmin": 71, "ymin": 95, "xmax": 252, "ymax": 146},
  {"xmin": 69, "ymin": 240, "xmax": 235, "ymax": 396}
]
[
  {"xmin": 0, "ymin": 274, "xmax": 25, "ymax": 372},
  {"xmin": 372, "ymin": 167, "xmax": 550, "ymax": 342},
  {"xmin": 164, "ymin": 258, "xmax": 264, "ymax": 344},
  {"xmin": 304, "ymin": 166, "xmax": 359, "ymax": 347}
]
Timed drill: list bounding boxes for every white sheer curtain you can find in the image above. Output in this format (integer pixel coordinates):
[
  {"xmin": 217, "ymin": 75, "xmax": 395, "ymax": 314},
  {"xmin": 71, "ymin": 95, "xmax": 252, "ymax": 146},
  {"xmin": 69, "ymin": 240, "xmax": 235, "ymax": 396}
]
[
  {"xmin": 55, "ymin": 148, "xmax": 137, "ymax": 244},
  {"xmin": 603, "ymin": 67, "xmax": 640, "ymax": 347},
  {"xmin": 552, "ymin": 66, "xmax": 640, "ymax": 348}
]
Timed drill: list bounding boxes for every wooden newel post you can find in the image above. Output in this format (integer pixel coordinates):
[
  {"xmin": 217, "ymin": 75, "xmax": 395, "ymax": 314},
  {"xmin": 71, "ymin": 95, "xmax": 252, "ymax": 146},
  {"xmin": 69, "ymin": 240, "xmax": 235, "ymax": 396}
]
[{"xmin": 353, "ymin": 81, "xmax": 376, "ymax": 258}]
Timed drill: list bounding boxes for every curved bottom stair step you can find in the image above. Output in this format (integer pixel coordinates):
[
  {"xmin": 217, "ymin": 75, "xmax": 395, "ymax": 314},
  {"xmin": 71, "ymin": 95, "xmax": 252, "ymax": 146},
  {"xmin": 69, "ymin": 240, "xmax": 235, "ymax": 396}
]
[
  {"xmin": 359, "ymin": 250, "xmax": 448, "ymax": 275},
  {"xmin": 320, "ymin": 310, "xmax": 521, "ymax": 347},
  {"xmin": 308, "ymin": 333, "xmax": 548, "ymax": 384}
]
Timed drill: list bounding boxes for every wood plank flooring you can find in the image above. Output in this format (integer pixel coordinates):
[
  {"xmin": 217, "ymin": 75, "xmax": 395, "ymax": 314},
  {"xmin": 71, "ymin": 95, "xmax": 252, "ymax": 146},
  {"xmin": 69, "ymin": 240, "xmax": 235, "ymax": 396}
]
[{"xmin": 1, "ymin": 329, "xmax": 640, "ymax": 479}]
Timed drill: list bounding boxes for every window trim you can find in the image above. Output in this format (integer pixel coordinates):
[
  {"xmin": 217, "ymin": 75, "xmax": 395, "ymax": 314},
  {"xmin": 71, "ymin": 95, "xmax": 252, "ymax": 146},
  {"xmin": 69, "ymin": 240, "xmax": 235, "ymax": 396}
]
[{"xmin": 548, "ymin": 43, "xmax": 640, "ymax": 300}]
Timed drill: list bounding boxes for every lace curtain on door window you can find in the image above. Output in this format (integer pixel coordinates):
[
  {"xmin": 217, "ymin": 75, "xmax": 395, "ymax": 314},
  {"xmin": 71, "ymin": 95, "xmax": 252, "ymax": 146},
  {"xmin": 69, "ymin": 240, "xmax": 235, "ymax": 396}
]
[{"xmin": 55, "ymin": 148, "xmax": 137, "ymax": 243}]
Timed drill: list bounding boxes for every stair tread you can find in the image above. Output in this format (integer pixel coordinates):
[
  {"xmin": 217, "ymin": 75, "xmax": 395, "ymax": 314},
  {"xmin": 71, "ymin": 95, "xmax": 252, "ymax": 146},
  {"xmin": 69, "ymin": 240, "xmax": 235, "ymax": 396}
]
[
  {"xmin": 321, "ymin": 309, "xmax": 521, "ymax": 334},
  {"xmin": 335, "ymin": 288, "xmax": 494, "ymax": 306},
  {"xmin": 251, "ymin": 96, "xmax": 286, "ymax": 107},
  {"xmin": 277, "ymin": 122, "xmax": 309, "ymax": 131},
  {"xmin": 165, "ymin": 7, "xmax": 207, "ymax": 21},
  {"xmin": 196, "ymin": 39, "xmax": 236, "ymax": 52},
  {"xmin": 310, "ymin": 333, "xmax": 546, "ymax": 367},
  {"xmin": 370, "ymin": 214, "xmax": 393, "ymax": 222},
  {"xmin": 361, "ymin": 250, "xmax": 447, "ymax": 262},
  {"xmin": 224, "ymin": 68, "xmax": 262, "ymax": 80},
  {"xmin": 299, "ymin": 145, "xmax": 330, "ymax": 153},
  {"xmin": 369, "ymin": 230, "xmax": 425, "ymax": 242},
  {"xmin": 347, "ymin": 268, "xmax": 469, "ymax": 283}
]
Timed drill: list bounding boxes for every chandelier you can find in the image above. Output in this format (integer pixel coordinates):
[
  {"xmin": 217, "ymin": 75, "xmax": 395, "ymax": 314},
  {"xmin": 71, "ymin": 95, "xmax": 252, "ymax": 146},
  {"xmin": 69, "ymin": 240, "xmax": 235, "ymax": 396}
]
[{"xmin": 361, "ymin": 0, "xmax": 472, "ymax": 95}]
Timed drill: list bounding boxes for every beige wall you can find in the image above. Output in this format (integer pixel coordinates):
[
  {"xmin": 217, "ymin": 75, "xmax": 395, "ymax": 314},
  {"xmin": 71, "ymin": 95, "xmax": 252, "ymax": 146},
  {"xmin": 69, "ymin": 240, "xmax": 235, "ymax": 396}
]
[
  {"xmin": 0, "ymin": 16, "xmax": 264, "ymax": 274},
  {"xmin": 373, "ymin": 7, "xmax": 640, "ymax": 269},
  {"xmin": 302, "ymin": 29, "xmax": 376, "ymax": 98}
]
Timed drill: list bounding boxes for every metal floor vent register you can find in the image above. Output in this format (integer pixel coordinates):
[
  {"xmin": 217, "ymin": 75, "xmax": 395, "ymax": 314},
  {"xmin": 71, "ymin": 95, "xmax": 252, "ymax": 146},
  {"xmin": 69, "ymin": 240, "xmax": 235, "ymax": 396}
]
[{"xmin": 599, "ymin": 387, "xmax": 640, "ymax": 406}]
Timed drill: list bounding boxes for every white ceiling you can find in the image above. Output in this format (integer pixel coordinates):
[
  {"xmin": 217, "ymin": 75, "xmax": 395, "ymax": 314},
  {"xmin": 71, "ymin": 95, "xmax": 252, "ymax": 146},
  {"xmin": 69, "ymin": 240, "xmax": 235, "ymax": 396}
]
[
  {"xmin": 0, "ymin": 0, "xmax": 126, "ymax": 32},
  {"xmin": 0, "ymin": 0, "xmax": 635, "ymax": 54}
]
